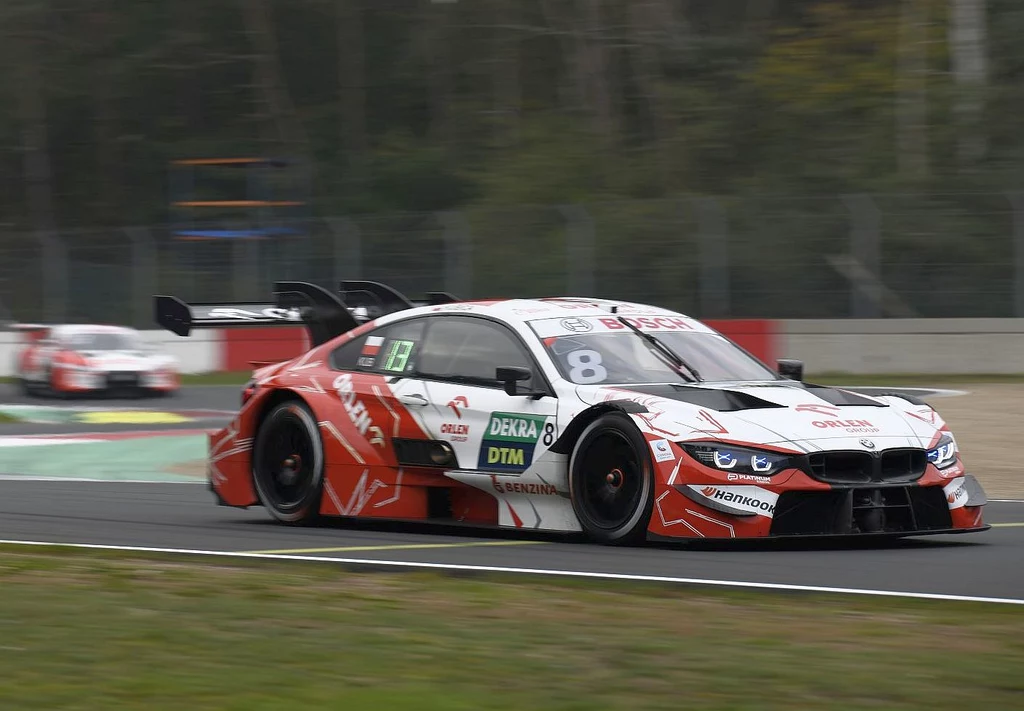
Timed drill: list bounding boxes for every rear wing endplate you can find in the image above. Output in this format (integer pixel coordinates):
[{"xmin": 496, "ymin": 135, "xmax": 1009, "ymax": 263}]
[{"xmin": 154, "ymin": 281, "xmax": 361, "ymax": 347}]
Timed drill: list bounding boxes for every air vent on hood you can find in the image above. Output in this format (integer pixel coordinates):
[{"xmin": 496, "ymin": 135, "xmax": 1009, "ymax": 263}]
[{"xmin": 617, "ymin": 384, "xmax": 786, "ymax": 412}]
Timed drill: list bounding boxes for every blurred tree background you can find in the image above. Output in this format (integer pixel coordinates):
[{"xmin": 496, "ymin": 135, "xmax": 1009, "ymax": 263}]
[{"xmin": 1, "ymin": 0, "xmax": 1021, "ymax": 320}]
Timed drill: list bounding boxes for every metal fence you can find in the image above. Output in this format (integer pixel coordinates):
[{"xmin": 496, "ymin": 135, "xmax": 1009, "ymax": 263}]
[{"xmin": 2, "ymin": 191, "xmax": 1023, "ymax": 328}]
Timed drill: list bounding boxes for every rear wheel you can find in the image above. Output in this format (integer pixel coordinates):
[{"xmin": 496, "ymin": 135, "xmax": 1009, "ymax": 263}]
[
  {"xmin": 252, "ymin": 400, "xmax": 324, "ymax": 524},
  {"xmin": 568, "ymin": 412, "xmax": 654, "ymax": 545}
]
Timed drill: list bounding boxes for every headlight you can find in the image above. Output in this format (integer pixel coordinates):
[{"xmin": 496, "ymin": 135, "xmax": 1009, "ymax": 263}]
[
  {"xmin": 927, "ymin": 434, "xmax": 957, "ymax": 469},
  {"xmin": 682, "ymin": 442, "xmax": 795, "ymax": 477}
]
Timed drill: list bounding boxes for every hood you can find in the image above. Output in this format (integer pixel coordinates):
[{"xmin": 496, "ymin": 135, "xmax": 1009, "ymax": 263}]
[
  {"xmin": 576, "ymin": 380, "xmax": 941, "ymax": 452},
  {"xmin": 79, "ymin": 350, "xmax": 175, "ymax": 371}
]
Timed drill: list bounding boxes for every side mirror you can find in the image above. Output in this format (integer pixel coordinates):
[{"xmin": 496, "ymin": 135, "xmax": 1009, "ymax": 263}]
[
  {"xmin": 777, "ymin": 358, "xmax": 804, "ymax": 381},
  {"xmin": 496, "ymin": 366, "xmax": 533, "ymax": 396}
]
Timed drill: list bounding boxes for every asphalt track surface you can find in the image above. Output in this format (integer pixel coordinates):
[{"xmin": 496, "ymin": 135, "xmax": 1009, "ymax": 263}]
[{"xmin": 1, "ymin": 382, "xmax": 1023, "ymax": 604}]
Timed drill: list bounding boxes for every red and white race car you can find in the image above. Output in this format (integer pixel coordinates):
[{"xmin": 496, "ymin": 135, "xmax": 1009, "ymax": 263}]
[
  {"xmin": 154, "ymin": 281, "xmax": 988, "ymax": 544},
  {"xmin": 13, "ymin": 323, "xmax": 180, "ymax": 398}
]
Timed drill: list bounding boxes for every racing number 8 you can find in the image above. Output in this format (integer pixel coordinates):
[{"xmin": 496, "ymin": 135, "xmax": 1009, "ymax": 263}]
[
  {"xmin": 542, "ymin": 422, "xmax": 555, "ymax": 446},
  {"xmin": 566, "ymin": 349, "xmax": 607, "ymax": 384}
]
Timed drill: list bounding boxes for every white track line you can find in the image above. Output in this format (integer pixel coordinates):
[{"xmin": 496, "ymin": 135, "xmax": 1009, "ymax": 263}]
[
  {"xmin": 0, "ymin": 539, "xmax": 1020, "ymax": 606},
  {"xmin": 0, "ymin": 479, "xmax": 203, "ymax": 485}
]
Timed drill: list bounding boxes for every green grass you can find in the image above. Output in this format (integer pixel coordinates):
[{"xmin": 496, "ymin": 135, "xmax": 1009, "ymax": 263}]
[
  {"xmin": 0, "ymin": 412, "xmax": 18, "ymax": 423},
  {"xmin": 0, "ymin": 547, "xmax": 1022, "ymax": 710}
]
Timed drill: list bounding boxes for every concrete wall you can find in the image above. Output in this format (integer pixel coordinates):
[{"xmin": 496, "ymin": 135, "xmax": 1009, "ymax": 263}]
[
  {"xmin": 779, "ymin": 319, "xmax": 1024, "ymax": 375},
  {"xmin": 3, "ymin": 319, "xmax": 1023, "ymax": 377}
]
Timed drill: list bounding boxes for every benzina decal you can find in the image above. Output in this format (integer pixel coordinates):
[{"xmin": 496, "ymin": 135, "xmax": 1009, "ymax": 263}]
[
  {"xmin": 700, "ymin": 486, "xmax": 775, "ymax": 514},
  {"xmin": 493, "ymin": 480, "xmax": 558, "ymax": 495}
]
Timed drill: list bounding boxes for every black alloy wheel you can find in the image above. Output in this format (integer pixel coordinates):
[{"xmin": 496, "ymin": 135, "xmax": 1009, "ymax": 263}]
[
  {"xmin": 569, "ymin": 411, "xmax": 654, "ymax": 545},
  {"xmin": 252, "ymin": 400, "xmax": 325, "ymax": 524}
]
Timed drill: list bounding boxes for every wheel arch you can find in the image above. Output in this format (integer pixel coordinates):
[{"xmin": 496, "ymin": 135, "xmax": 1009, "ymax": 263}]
[
  {"xmin": 549, "ymin": 399, "xmax": 649, "ymax": 455},
  {"xmin": 246, "ymin": 387, "xmax": 321, "ymax": 505}
]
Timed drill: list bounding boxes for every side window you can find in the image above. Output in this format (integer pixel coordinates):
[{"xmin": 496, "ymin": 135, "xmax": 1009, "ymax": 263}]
[
  {"xmin": 330, "ymin": 319, "xmax": 426, "ymax": 374},
  {"xmin": 417, "ymin": 317, "xmax": 534, "ymax": 387}
]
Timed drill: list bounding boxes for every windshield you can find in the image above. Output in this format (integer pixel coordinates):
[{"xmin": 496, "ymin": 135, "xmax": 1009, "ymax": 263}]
[
  {"xmin": 535, "ymin": 329, "xmax": 778, "ymax": 385},
  {"xmin": 67, "ymin": 332, "xmax": 143, "ymax": 352}
]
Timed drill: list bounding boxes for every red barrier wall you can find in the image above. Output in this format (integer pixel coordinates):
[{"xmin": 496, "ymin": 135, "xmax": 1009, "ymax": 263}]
[
  {"xmin": 702, "ymin": 319, "xmax": 779, "ymax": 366},
  {"xmin": 222, "ymin": 327, "xmax": 309, "ymax": 371}
]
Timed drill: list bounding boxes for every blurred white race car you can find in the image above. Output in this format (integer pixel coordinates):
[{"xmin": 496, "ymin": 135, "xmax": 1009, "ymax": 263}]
[{"xmin": 14, "ymin": 324, "xmax": 180, "ymax": 398}]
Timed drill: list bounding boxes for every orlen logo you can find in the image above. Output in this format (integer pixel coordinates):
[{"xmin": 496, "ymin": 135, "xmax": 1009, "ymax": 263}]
[
  {"xmin": 812, "ymin": 419, "xmax": 875, "ymax": 430},
  {"xmin": 795, "ymin": 404, "xmax": 841, "ymax": 417},
  {"xmin": 699, "ymin": 486, "xmax": 775, "ymax": 515},
  {"xmin": 447, "ymin": 396, "xmax": 469, "ymax": 418}
]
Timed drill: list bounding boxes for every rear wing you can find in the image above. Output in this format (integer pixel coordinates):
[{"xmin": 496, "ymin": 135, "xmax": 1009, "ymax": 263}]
[
  {"xmin": 154, "ymin": 281, "xmax": 361, "ymax": 347},
  {"xmin": 154, "ymin": 280, "xmax": 462, "ymax": 347},
  {"xmin": 6, "ymin": 323, "xmax": 53, "ymax": 343},
  {"xmin": 339, "ymin": 280, "xmax": 458, "ymax": 319}
]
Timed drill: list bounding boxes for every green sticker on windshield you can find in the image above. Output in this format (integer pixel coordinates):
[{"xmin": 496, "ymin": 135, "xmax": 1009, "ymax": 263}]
[{"xmin": 382, "ymin": 339, "xmax": 415, "ymax": 372}]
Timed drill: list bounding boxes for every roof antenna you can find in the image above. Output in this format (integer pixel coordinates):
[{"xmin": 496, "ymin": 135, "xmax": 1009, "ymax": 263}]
[{"xmin": 610, "ymin": 305, "xmax": 618, "ymax": 314}]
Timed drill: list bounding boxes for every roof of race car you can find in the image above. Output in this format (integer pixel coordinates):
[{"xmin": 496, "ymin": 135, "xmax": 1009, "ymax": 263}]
[
  {"xmin": 375, "ymin": 296, "xmax": 717, "ymax": 334},
  {"xmin": 49, "ymin": 324, "xmax": 139, "ymax": 337}
]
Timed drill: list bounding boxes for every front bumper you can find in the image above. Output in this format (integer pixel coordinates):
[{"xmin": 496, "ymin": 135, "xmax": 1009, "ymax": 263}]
[
  {"xmin": 56, "ymin": 368, "xmax": 178, "ymax": 394},
  {"xmin": 652, "ymin": 473, "xmax": 989, "ymax": 540}
]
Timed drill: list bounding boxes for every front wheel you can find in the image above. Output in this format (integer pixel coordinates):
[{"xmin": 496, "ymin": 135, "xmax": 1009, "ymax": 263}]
[
  {"xmin": 252, "ymin": 400, "xmax": 325, "ymax": 525},
  {"xmin": 568, "ymin": 412, "xmax": 655, "ymax": 545}
]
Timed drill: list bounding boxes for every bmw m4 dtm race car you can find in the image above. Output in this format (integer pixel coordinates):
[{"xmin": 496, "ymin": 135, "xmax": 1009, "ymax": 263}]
[
  {"xmin": 14, "ymin": 323, "xmax": 180, "ymax": 398},
  {"xmin": 154, "ymin": 280, "xmax": 988, "ymax": 544}
]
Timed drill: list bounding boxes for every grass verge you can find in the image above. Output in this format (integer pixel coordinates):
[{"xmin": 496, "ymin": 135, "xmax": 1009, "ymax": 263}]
[
  {"xmin": 0, "ymin": 547, "xmax": 1022, "ymax": 710},
  {"xmin": 0, "ymin": 412, "xmax": 19, "ymax": 423}
]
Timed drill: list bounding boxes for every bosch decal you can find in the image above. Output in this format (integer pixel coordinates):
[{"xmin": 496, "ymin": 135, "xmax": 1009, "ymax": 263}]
[{"xmin": 599, "ymin": 316, "xmax": 694, "ymax": 331}]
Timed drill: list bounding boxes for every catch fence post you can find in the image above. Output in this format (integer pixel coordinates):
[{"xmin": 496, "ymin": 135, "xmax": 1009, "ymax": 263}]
[
  {"xmin": 693, "ymin": 196, "xmax": 730, "ymax": 317},
  {"xmin": 124, "ymin": 227, "xmax": 157, "ymax": 329},
  {"xmin": 439, "ymin": 210, "xmax": 472, "ymax": 297},
  {"xmin": 328, "ymin": 217, "xmax": 363, "ymax": 283},
  {"xmin": 842, "ymin": 194, "xmax": 882, "ymax": 318},
  {"xmin": 559, "ymin": 205, "xmax": 595, "ymax": 296}
]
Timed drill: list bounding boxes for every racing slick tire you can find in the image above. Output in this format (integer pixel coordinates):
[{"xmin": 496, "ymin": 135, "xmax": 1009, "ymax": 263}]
[
  {"xmin": 568, "ymin": 411, "xmax": 655, "ymax": 546},
  {"xmin": 252, "ymin": 400, "xmax": 325, "ymax": 525}
]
